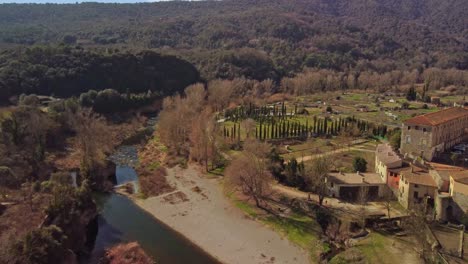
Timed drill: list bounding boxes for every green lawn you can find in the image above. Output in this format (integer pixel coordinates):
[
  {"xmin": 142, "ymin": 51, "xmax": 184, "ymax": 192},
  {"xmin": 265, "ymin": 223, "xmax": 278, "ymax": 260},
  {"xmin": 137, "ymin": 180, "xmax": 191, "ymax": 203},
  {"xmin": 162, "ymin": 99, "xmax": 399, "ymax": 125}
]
[{"xmin": 233, "ymin": 199, "xmax": 324, "ymax": 263}]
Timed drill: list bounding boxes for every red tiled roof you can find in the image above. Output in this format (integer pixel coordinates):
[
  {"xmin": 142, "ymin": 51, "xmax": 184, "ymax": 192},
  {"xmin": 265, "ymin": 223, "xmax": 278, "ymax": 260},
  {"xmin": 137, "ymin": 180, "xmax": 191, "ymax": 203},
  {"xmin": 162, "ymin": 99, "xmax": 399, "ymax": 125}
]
[
  {"xmin": 404, "ymin": 107, "xmax": 468, "ymax": 126},
  {"xmin": 401, "ymin": 170, "xmax": 437, "ymax": 187}
]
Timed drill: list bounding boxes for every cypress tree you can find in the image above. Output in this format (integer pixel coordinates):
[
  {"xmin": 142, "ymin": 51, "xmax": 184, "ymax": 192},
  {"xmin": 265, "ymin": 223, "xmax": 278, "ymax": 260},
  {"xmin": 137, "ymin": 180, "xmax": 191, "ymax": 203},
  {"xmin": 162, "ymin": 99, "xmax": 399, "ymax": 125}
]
[
  {"xmin": 260, "ymin": 123, "xmax": 263, "ymax": 140},
  {"xmin": 323, "ymin": 119, "xmax": 328, "ymax": 135}
]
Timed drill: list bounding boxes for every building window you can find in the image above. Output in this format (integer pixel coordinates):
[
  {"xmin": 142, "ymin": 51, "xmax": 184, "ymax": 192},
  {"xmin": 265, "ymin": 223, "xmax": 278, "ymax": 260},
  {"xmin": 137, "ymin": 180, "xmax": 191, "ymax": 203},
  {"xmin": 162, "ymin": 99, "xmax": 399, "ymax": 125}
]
[
  {"xmin": 413, "ymin": 191, "xmax": 419, "ymax": 199},
  {"xmin": 414, "ymin": 184, "xmax": 419, "ymax": 188},
  {"xmin": 406, "ymin": 136, "xmax": 411, "ymax": 143},
  {"xmin": 415, "ymin": 126, "xmax": 419, "ymax": 130},
  {"xmin": 408, "ymin": 126, "xmax": 411, "ymax": 130},
  {"xmin": 423, "ymin": 128, "xmax": 427, "ymax": 132}
]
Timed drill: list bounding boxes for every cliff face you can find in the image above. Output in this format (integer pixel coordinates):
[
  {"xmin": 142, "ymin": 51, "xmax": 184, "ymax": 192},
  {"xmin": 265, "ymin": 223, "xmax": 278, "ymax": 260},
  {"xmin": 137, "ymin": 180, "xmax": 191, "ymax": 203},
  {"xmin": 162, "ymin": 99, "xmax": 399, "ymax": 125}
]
[{"xmin": 100, "ymin": 242, "xmax": 154, "ymax": 264}]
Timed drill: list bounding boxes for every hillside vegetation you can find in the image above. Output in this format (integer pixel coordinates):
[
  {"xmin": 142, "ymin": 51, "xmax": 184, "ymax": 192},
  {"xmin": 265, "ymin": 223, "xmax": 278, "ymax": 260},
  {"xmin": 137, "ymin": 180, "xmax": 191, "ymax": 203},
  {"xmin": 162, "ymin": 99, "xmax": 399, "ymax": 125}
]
[
  {"xmin": 0, "ymin": 46, "xmax": 200, "ymax": 103},
  {"xmin": 0, "ymin": 0, "xmax": 466, "ymax": 80}
]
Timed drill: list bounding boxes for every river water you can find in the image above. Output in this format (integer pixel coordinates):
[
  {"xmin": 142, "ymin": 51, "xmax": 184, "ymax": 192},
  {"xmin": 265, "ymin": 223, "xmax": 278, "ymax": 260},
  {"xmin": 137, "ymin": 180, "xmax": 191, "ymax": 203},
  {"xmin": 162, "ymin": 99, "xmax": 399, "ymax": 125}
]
[{"xmin": 86, "ymin": 143, "xmax": 219, "ymax": 263}]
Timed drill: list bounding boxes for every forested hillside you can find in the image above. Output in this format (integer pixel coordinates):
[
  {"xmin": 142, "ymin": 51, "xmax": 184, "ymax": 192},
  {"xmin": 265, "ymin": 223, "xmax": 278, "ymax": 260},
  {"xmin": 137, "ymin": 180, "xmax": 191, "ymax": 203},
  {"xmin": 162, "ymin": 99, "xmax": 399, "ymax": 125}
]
[
  {"xmin": 0, "ymin": 0, "xmax": 466, "ymax": 80},
  {"xmin": 0, "ymin": 46, "xmax": 200, "ymax": 103}
]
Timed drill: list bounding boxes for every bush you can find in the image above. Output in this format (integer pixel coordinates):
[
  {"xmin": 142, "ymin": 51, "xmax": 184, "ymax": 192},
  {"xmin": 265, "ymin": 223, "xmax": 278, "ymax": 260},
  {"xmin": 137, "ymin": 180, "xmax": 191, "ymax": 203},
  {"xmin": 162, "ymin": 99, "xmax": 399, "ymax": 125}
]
[
  {"xmin": 353, "ymin": 157, "xmax": 367, "ymax": 172},
  {"xmin": 12, "ymin": 225, "xmax": 67, "ymax": 264}
]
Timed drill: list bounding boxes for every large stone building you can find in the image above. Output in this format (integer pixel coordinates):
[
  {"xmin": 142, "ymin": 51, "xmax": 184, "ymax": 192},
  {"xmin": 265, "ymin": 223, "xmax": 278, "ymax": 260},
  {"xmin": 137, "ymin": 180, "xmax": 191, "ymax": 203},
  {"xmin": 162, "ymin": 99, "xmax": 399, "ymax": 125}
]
[{"xmin": 400, "ymin": 107, "xmax": 468, "ymax": 161}]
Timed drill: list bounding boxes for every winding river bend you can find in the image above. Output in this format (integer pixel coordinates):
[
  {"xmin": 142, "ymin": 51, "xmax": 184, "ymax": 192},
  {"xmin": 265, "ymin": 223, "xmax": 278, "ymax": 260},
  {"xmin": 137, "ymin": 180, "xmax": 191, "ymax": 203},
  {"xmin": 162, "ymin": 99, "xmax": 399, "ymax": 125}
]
[{"xmin": 86, "ymin": 132, "xmax": 219, "ymax": 263}]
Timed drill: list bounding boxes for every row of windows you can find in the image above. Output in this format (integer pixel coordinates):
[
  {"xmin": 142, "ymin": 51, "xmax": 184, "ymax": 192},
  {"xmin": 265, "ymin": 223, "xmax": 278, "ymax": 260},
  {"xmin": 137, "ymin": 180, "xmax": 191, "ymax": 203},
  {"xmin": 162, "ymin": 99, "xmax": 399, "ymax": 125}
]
[{"xmin": 408, "ymin": 125, "xmax": 428, "ymax": 132}]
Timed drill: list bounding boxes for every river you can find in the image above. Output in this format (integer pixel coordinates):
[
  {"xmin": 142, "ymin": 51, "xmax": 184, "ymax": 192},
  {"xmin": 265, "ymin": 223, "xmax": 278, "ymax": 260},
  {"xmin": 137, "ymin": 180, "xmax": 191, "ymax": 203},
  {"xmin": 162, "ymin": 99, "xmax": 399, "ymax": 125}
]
[{"xmin": 85, "ymin": 140, "xmax": 219, "ymax": 263}]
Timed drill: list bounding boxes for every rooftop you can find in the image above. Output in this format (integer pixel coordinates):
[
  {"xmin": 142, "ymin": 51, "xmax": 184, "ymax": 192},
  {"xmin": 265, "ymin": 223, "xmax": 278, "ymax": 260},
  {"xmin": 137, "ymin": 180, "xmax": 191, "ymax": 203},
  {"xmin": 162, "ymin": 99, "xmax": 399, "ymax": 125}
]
[
  {"xmin": 450, "ymin": 170, "xmax": 468, "ymax": 185},
  {"xmin": 404, "ymin": 107, "xmax": 468, "ymax": 126},
  {"xmin": 401, "ymin": 169, "xmax": 437, "ymax": 187},
  {"xmin": 429, "ymin": 162, "xmax": 465, "ymax": 181},
  {"xmin": 376, "ymin": 143, "xmax": 402, "ymax": 166},
  {"xmin": 328, "ymin": 172, "xmax": 384, "ymax": 185}
]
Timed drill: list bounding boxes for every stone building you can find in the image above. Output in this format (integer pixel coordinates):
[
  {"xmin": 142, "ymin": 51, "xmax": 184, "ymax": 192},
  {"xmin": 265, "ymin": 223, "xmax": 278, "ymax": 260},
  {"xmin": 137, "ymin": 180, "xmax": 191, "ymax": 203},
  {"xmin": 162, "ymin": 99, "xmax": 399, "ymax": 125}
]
[
  {"xmin": 375, "ymin": 143, "xmax": 403, "ymax": 190},
  {"xmin": 400, "ymin": 107, "xmax": 468, "ymax": 161},
  {"xmin": 398, "ymin": 166, "xmax": 438, "ymax": 209},
  {"xmin": 327, "ymin": 172, "xmax": 388, "ymax": 202},
  {"xmin": 448, "ymin": 171, "xmax": 468, "ymax": 219}
]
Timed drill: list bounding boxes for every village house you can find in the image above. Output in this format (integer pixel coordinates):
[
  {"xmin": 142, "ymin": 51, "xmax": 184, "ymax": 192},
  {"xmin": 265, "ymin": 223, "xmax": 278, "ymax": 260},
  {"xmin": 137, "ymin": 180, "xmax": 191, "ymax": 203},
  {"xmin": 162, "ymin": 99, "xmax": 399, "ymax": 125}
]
[
  {"xmin": 327, "ymin": 172, "xmax": 387, "ymax": 202},
  {"xmin": 375, "ymin": 143, "xmax": 403, "ymax": 190},
  {"xmin": 398, "ymin": 166, "xmax": 438, "ymax": 209},
  {"xmin": 448, "ymin": 171, "xmax": 468, "ymax": 219},
  {"xmin": 400, "ymin": 107, "xmax": 468, "ymax": 161}
]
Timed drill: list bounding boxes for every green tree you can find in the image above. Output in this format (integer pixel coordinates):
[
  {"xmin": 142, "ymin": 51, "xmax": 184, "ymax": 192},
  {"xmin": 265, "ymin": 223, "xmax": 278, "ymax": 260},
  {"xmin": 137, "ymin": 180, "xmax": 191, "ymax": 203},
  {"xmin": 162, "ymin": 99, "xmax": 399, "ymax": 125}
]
[
  {"xmin": 353, "ymin": 157, "xmax": 367, "ymax": 172},
  {"xmin": 389, "ymin": 129, "xmax": 402, "ymax": 150},
  {"xmin": 406, "ymin": 86, "xmax": 417, "ymax": 101},
  {"xmin": 12, "ymin": 225, "xmax": 67, "ymax": 264}
]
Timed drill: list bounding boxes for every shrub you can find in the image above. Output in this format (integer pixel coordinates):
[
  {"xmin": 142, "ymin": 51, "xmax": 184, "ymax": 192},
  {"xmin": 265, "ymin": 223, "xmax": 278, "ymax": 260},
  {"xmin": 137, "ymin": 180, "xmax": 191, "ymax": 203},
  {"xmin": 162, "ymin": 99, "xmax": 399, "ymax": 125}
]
[{"xmin": 353, "ymin": 157, "xmax": 367, "ymax": 172}]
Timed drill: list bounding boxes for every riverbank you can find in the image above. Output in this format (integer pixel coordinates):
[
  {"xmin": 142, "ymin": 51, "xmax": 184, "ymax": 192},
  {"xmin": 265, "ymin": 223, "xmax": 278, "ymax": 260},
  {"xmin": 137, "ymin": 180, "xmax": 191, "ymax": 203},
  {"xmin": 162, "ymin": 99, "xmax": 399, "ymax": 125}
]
[{"xmin": 135, "ymin": 165, "xmax": 310, "ymax": 264}]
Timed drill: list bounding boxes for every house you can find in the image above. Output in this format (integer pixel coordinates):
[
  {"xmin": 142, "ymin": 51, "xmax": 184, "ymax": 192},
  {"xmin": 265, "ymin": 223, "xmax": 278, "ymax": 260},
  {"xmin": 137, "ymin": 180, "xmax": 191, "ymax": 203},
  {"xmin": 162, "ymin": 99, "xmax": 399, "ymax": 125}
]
[
  {"xmin": 428, "ymin": 162, "xmax": 464, "ymax": 192},
  {"xmin": 448, "ymin": 171, "xmax": 468, "ymax": 219},
  {"xmin": 375, "ymin": 144, "xmax": 403, "ymax": 186},
  {"xmin": 387, "ymin": 166, "xmax": 411, "ymax": 192},
  {"xmin": 400, "ymin": 107, "xmax": 468, "ymax": 161},
  {"xmin": 327, "ymin": 172, "xmax": 388, "ymax": 202},
  {"xmin": 432, "ymin": 169, "xmax": 468, "ymax": 221},
  {"xmin": 398, "ymin": 166, "xmax": 438, "ymax": 209}
]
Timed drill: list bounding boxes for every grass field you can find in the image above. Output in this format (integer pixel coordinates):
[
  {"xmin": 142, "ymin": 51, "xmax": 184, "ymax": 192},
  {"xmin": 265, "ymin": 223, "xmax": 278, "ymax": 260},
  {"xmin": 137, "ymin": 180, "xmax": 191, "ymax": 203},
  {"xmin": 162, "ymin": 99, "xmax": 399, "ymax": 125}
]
[
  {"xmin": 233, "ymin": 199, "xmax": 324, "ymax": 262},
  {"xmin": 330, "ymin": 232, "xmax": 420, "ymax": 264}
]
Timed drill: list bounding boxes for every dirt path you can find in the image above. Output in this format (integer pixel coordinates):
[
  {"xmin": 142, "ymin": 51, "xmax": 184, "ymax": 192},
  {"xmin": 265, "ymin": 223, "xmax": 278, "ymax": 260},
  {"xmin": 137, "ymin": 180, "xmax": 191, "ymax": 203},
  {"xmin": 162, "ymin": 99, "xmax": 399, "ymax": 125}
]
[
  {"xmin": 288, "ymin": 145, "xmax": 374, "ymax": 163},
  {"xmin": 137, "ymin": 165, "xmax": 310, "ymax": 264},
  {"xmin": 272, "ymin": 184, "xmax": 407, "ymax": 218}
]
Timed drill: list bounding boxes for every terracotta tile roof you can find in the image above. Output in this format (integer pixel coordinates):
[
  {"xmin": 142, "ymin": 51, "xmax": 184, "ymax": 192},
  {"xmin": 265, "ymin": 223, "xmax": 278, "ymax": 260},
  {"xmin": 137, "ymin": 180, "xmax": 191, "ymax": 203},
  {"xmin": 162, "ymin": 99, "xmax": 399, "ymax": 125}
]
[
  {"xmin": 388, "ymin": 166, "xmax": 411, "ymax": 174},
  {"xmin": 404, "ymin": 107, "xmax": 468, "ymax": 126},
  {"xmin": 429, "ymin": 163, "xmax": 465, "ymax": 181},
  {"xmin": 328, "ymin": 172, "xmax": 384, "ymax": 185},
  {"xmin": 401, "ymin": 170, "xmax": 437, "ymax": 187}
]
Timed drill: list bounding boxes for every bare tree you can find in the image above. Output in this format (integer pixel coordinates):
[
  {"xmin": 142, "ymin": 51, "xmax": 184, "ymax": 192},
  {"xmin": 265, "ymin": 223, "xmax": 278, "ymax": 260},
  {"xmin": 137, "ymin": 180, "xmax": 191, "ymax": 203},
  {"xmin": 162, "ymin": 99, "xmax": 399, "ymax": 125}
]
[
  {"xmin": 241, "ymin": 118, "xmax": 256, "ymax": 139},
  {"xmin": 225, "ymin": 139, "xmax": 272, "ymax": 209},
  {"xmin": 403, "ymin": 204, "xmax": 435, "ymax": 260},
  {"xmin": 70, "ymin": 108, "xmax": 111, "ymax": 179},
  {"xmin": 383, "ymin": 191, "xmax": 394, "ymax": 218},
  {"xmin": 184, "ymin": 83, "xmax": 206, "ymax": 113},
  {"xmin": 189, "ymin": 109, "xmax": 218, "ymax": 172},
  {"xmin": 305, "ymin": 156, "xmax": 330, "ymax": 206},
  {"xmin": 207, "ymin": 79, "xmax": 233, "ymax": 111}
]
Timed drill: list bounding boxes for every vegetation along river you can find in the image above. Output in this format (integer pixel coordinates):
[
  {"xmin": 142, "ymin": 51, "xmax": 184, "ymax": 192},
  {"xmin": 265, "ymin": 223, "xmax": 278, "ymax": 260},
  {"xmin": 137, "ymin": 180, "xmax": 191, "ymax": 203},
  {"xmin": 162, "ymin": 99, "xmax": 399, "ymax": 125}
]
[{"xmin": 85, "ymin": 121, "xmax": 219, "ymax": 264}]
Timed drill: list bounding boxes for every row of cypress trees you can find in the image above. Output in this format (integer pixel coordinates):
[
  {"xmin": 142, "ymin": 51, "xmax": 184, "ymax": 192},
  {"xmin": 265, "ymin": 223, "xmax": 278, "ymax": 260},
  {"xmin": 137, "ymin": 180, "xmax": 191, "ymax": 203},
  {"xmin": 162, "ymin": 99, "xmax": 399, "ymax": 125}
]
[{"xmin": 222, "ymin": 115, "xmax": 390, "ymax": 141}]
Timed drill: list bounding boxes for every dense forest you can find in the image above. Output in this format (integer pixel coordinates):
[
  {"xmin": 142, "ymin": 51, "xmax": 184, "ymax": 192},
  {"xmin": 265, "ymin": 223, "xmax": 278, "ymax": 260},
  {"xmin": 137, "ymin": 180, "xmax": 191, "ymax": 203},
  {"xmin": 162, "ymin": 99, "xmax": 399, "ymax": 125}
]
[
  {"xmin": 0, "ymin": 0, "xmax": 466, "ymax": 80},
  {"xmin": 0, "ymin": 46, "xmax": 200, "ymax": 103}
]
